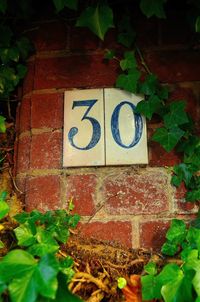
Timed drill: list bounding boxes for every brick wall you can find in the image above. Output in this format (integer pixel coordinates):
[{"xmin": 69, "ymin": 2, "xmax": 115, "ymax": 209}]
[{"xmin": 15, "ymin": 16, "xmax": 200, "ymax": 251}]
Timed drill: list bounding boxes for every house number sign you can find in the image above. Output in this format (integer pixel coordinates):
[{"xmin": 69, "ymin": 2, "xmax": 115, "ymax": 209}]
[{"xmin": 63, "ymin": 88, "xmax": 148, "ymax": 167}]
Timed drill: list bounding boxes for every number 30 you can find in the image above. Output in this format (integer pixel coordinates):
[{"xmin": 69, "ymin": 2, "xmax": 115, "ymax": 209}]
[{"xmin": 68, "ymin": 99, "xmax": 143, "ymax": 150}]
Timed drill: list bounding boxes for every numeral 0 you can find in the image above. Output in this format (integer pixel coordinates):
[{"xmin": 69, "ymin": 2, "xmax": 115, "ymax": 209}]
[{"xmin": 68, "ymin": 99, "xmax": 143, "ymax": 150}]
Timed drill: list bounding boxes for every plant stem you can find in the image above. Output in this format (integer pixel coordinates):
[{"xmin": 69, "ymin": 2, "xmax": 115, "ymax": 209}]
[{"xmin": 136, "ymin": 46, "xmax": 151, "ymax": 74}]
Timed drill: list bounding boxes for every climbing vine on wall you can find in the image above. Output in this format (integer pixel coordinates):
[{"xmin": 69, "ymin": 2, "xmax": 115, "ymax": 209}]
[
  {"xmin": 1, "ymin": 0, "xmax": 200, "ymax": 200},
  {"xmin": 0, "ymin": 1, "xmax": 200, "ymax": 302}
]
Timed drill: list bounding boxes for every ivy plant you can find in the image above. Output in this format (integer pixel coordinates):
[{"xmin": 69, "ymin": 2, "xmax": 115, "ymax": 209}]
[
  {"xmin": 0, "ymin": 192, "xmax": 82, "ymax": 302},
  {"xmin": 142, "ymin": 219, "xmax": 200, "ymax": 302}
]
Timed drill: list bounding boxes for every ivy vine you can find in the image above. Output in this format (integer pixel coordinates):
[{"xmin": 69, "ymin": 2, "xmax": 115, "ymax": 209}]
[
  {"xmin": 0, "ymin": 1, "xmax": 200, "ymax": 302},
  {"xmin": 0, "ymin": 0, "xmax": 199, "ymax": 203}
]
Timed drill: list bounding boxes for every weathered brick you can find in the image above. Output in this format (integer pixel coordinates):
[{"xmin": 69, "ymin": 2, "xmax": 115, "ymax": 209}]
[
  {"xmin": 159, "ymin": 12, "xmax": 192, "ymax": 46},
  {"xmin": 15, "ymin": 177, "xmax": 26, "ymax": 194},
  {"xmin": 144, "ymin": 50, "xmax": 200, "ymax": 83},
  {"xmin": 34, "ymin": 54, "xmax": 118, "ymax": 90},
  {"xmin": 170, "ymin": 87, "xmax": 198, "ymax": 122},
  {"xmin": 103, "ymin": 171, "xmax": 169, "ymax": 214},
  {"xmin": 69, "ymin": 27, "xmax": 100, "ymax": 51},
  {"xmin": 135, "ymin": 16, "xmax": 158, "ymax": 48},
  {"xmin": 19, "ymin": 97, "xmax": 31, "ymax": 133},
  {"xmin": 16, "ymin": 136, "xmax": 31, "ymax": 173},
  {"xmin": 22, "ymin": 60, "xmax": 35, "ymax": 96},
  {"xmin": 80, "ymin": 221, "xmax": 132, "ymax": 247},
  {"xmin": 140, "ymin": 221, "xmax": 170, "ymax": 251},
  {"xmin": 66, "ymin": 174, "xmax": 96, "ymax": 216},
  {"xmin": 174, "ymin": 183, "xmax": 195, "ymax": 212},
  {"xmin": 101, "ymin": 29, "xmax": 124, "ymax": 50},
  {"xmin": 149, "ymin": 141, "xmax": 181, "ymax": 166},
  {"xmin": 26, "ymin": 175, "xmax": 61, "ymax": 212},
  {"xmin": 31, "ymin": 93, "xmax": 63, "ymax": 129},
  {"xmin": 30, "ymin": 21, "xmax": 67, "ymax": 51},
  {"xmin": 30, "ymin": 131, "xmax": 62, "ymax": 169}
]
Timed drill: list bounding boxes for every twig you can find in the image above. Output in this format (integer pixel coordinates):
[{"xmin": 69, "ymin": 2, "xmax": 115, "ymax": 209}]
[
  {"xmin": 135, "ymin": 46, "xmax": 151, "ymax": 74},
  {"xmin": 8, "ymin": 169, "xmax": 23, "ymax": 194}
]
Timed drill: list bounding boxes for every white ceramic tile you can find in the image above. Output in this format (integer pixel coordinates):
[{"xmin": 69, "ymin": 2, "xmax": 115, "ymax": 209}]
[
  {"xmin": 63, "ymin": 89, "xmax": 105, "ymax": 167},
  {"xmin": 104, "ymin": 88, "xmax": 148, "ymax": 165}
]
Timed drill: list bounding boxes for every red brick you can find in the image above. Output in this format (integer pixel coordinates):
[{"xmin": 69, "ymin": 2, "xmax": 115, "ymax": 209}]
[
  {"xmin": 26, "ymin": 175, "xmax": 61, "ymax": 211},
  {"xmin": 16, "ymin": 136, "xmax": 31, "ymax": 173},
  {"xmin": 80, "ymin": 221, "xmax": 132, "ymax": 247},
  {"xmin": 175, "ymin": 183, "xmax": 195, "ymax": 212},
  {"xmin": 140, "ymin": 221, "xmax": 170, "ymax": 251},
  {"xmin": 30, "ymin": 131, "xmax": 62, "ymax": 169},
  {"xmin": 103, "ymin": 171, "xmax": 169, "ymax": 215},
  {"xmin": 101, "ymin": 29, "xmax": 125, "ymax": 51},
  {"xmin": 66, "ymin": 174, "xmax": 96, "ymax": 216},
  {"xmin": 22, "ymin": 60, "xmax": 35, "ymax": 96},
  {"xmin": 34, "ymin": 54, "xmax": 118, "ymax": 90},
  {"xmin": 31, "ymin": 93, "xmax": 63, "ymax": 129},
  {"xmin": 15, "ymin": 103, "xmax": 20, "ymax": 135},
  {"xmin": 149, "ymin": 141, "xmax": 181, "ymax": 166},
  {"xmin": 19, "ymin": 97, "xmax": 31, "ymax": 133},
  {"xmin": 30, "ymin": 21, "xmax": 67, "ymax": 51},
  {"xmin": 15, "ymin": 177, "xmax": 26, "ymax": 194},
  {"xmin": 144, "ymin": 50, "xmax": 200, "ymax": 83},
  {"xmin": 170, "ymin": 87, "xmax": 198, "ymax": 122},
  {"xmin": 69, "ymin": 27, "xmax": 100, "ymax": 51},
  {"xmin": 135, "ymin": 17, "xmax": 158, "ymax": 48},
  {"xmin": 160, "ymin": 17, "xmax": 191, "ymax": 46}
]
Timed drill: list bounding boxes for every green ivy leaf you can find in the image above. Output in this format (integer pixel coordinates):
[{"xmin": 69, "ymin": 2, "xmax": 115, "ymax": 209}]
[
  {"xmin": 142, "ymin": 275, "xmax": 161, "ymax": 300},
  {"xmin": 9, "ymin": 254, "xmax": 59, "ymax": 301},
  {"xmin": 171, "ymin": 163, "xmax": 196, "ymax": 187},
  {"xmin": 120, "ymin": 51, "xmax": 137, "ymax": 71},
  {"xmin": 166, "ymin": 219, "xmax": 187, "ymax": 244},
  {"xmin": 184, "ymin": 146, "xmax": 200, "ymax": 168},
  {"xmin": 164, "ymin": 101, "xmax": 189, "ymax": 129},
  {"xmin": 0, "ymin": 250, "xmax": 59, "ymax": 301},
  {"xmin": 53, "ymin": 0, "xmax": 78, "ymax": 12},
  {"xmin": 144, "ymin": 262, "xmax": 157, "ymax": 275},
  {"xmin": 17, "ymin": 64, "xmax": 27, "ymax": 79},
  {"xmin": 0, "ymin": 25, "xmax": 12, "ymax": 47},
  {"xmin": 118, "ymin": 32, "xmax": 135, "ymax": 48},
  {"xmin": 0, "ymin": 115, "xmax": 6, "ymax": 133},
  {"xmin": 16, "ymin": 37, "xmax": 32, "ymax": 60},
  {"xmin": 161, "ymin": 269, "xmax": 193, "ymax": 302},
  {"xmin": 9, "ymin": 47, "xmax": 19, "ymax": 62},
  {"xmin": 55, "ymin": 273, "xmax": 83, "ymax": 302},
  {"xmin": 186, "ymin": 227, "xmax": 200, "ymax": 251},
  {"xmin": 136, "ymin": 95, "xmax": 162, "ymax": 119},
  {"xmin": 117, "ymin": 15, "xmax": 135, "ymax": 48},
  {"xmin": 152, "ymin": 126, "xmax": 185, "ymax": 152},
  {"xmin": 0, "ymin": 240, "xmax": 4, "ymax": 248},
  {"xmin": 28, "ymin": 228, "xmax": 59, "ymax": 257},
  {"xmin": 116, "ymin": 69, "xmax": 141, "ymax": 93},
  {"xmin": 0, "ymin": 249, "xmax": 37, "ymax": 283},
  {"xmin": 183, "ymin": 250, "xmax": 200, "ymax": 297},
  {"xmin": 14, "ymin": 222, "xmax": 36, "ymax": 247},
  {"xmin": 186, "ymin": 189, "xmax": 200, "ymax": 202},
  {"xmin": 195, "ymin": 16, "xmax": 200, "ymax": 32},
  {"xmin": 0, "ymin": 0, "xmax": 7, "ymax": 14},
  {"xmin": 161, "ymin": 242, "xmax": 179, "ymax": 256},
  {"xmin": 157, "ymin": 86, "xmax": 169, "ymax": 100},
  {"xmin": 140, "ymin": 0, "xmax": 166, "ymax": 18},
  {"xmin": 76, "ymin": 4, "xmax": 114, "ymax": 40},
  {"xmin": 104, "ymin": 49, "xmax": 115, "ymax": 60},
  {"xmin": 139, "ymin": 74, "xmax": 158, "ymax": 95},
  {"xmin": 35, "ymin": 254, "xmax": 59, "ymax": 299},
  {"xmin": 0, "ymin": 197, "xmax": 9, "ymax": 220}
]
